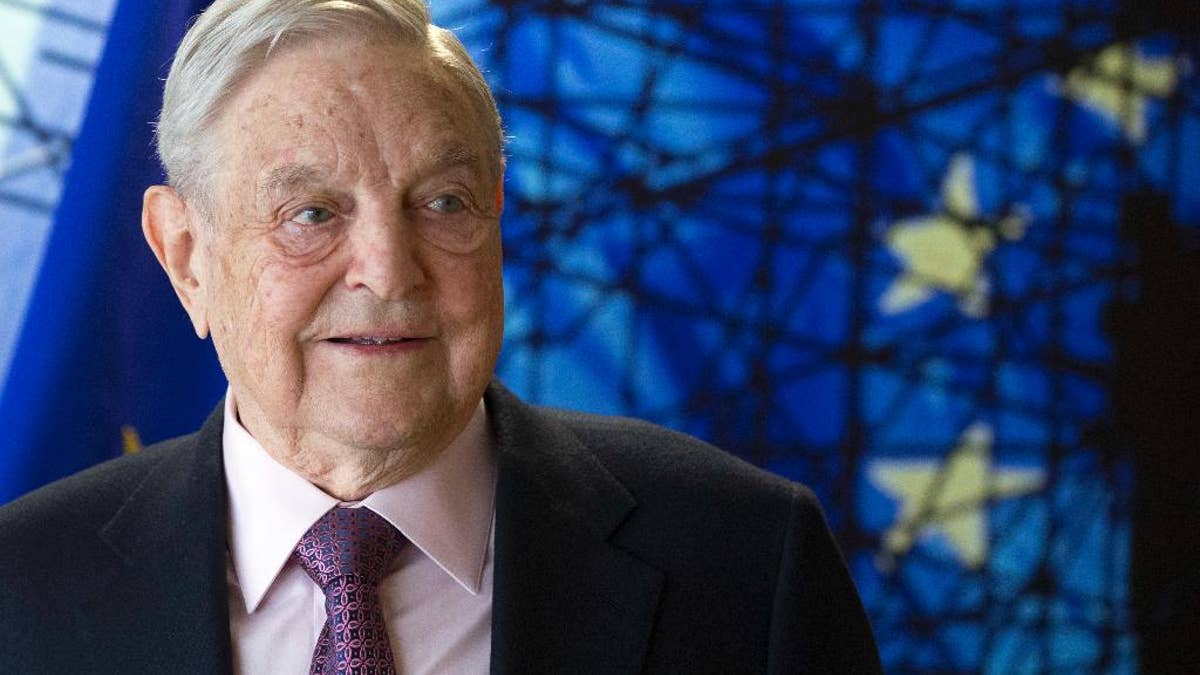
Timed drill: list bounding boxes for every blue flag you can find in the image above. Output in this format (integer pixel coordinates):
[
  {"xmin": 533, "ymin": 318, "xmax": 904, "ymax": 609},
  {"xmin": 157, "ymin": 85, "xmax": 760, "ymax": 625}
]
[{"xmin": 0, "ymin": 0, "xmax": 220, "ymax": 502}]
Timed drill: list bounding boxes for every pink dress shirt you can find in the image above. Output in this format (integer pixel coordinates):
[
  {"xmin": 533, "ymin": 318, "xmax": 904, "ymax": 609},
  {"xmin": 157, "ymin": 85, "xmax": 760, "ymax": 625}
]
[{"xmin": 221, "ymin": 392, "xmax": 495, "ymax": 674}]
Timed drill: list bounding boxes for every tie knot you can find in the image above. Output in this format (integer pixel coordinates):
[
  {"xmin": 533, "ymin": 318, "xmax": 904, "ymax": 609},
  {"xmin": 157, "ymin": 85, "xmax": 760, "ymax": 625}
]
[{"xmin": 294, "ymin": 507, "xmax": 405, "ymax": 591}]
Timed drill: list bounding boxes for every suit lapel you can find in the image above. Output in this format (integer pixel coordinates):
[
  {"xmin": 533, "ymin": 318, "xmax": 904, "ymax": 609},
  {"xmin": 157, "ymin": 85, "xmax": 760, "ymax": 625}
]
[
  {"xmin": 487, "ymin": 384, "xmax": 664, "ymax": 674},
  {"xmin": 82, "ymin": 404, "xmax": 232, "ymax": 674}
]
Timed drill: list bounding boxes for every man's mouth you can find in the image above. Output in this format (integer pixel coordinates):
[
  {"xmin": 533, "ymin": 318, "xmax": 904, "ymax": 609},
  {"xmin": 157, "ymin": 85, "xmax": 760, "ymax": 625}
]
[{"xmin": 327, "ymin": 336, "xmax": 423, "ymax": 346}]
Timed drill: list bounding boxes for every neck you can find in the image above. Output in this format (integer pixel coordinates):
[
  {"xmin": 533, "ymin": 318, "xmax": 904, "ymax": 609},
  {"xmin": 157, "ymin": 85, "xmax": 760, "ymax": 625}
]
[
  {"xmin": 229, "ymin": 393, "xmax": 470, "ymax": 501},
  {"xmin": 277, "ymin": 442, "xmax": 438, "ymax": 501}
]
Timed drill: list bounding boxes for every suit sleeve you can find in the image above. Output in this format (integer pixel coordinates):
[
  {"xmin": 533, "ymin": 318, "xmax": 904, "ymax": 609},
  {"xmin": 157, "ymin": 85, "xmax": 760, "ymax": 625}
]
[{"xmin": 767, "ymin": 484, "xmax": 882, "ymax": 674}]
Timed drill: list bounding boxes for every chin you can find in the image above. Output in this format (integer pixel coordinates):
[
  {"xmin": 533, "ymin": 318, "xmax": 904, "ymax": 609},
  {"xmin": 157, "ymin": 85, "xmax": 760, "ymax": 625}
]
[
  {"xmin": 340, "ymin": 428, "xmax": 426, "ymax": 457},
  {"xmin": 320, "ymin": 396, "xmax": 455, "ymax": 452}
]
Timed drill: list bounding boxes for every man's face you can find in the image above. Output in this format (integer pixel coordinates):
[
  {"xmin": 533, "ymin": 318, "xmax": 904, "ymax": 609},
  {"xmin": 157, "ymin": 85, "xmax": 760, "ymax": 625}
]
[{"xmin": 193, "ymin": 38, "xmax": 503, "ymax": 468}]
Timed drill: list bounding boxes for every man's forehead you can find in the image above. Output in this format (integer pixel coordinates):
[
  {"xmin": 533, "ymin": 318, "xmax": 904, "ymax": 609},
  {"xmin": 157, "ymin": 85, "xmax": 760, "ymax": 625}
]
[
  {"xmin": 253, "ymin": 142, "xmax": 485, "ymax": 193},
  {"xmin": 210, "ymin": 38, "xmax": 496, "ymax": 202},
  {"xmin": 231, "ymin": 38, "xmax": 454, "ymax": 112},
  {"xmin": 223, "ymin": 40, "xmax": 448, "ymax": 131}
]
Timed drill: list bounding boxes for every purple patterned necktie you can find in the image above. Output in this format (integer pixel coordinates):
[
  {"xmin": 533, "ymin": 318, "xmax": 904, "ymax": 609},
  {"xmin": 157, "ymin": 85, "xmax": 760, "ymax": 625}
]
[{"xmin": 294, "ymin": 507, "xmax": 406, "ymax": 675}]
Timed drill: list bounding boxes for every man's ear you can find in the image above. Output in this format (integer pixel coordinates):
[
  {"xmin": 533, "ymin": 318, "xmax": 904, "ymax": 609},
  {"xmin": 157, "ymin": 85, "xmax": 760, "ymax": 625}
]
[{"xmin": 142, "ymin": 185, "xmax": 210, "ymax": 339}]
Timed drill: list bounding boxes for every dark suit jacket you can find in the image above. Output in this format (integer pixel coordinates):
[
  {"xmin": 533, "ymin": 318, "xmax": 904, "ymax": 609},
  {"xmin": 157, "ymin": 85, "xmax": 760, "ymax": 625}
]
[{"xmin": 0, "ymin": 383, "xmax": 880, "ymax": 673}]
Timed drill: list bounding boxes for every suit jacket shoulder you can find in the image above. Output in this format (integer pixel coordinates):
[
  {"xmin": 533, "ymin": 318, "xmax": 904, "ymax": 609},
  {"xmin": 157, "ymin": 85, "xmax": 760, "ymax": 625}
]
[
  {"xmin": 0, "ymin": 433, "xmax": 184, "ymax": 570},
  {"xmin": 0, "ymin": 409, "xmax": 231, "ymax": 674},
  {"xmin": 487, "ymin": 384, "xmax": 881, "ymax": 674}
]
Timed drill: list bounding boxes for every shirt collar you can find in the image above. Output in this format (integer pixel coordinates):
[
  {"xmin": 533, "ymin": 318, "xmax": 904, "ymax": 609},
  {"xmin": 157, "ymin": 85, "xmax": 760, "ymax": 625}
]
[{"xmin": 222, "ymin": 389, "xmax": 496, "ymax": 613}]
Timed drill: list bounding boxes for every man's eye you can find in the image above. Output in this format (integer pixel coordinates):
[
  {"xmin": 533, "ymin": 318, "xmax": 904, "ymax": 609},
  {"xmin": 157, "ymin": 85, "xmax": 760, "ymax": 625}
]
[
  {"xmin": 290, "ymin": 206, "xmax": 334, "ymax": 226},
  {"xmin": 427, "ymin": 195, "xmax": 466, "ymax": 214}
]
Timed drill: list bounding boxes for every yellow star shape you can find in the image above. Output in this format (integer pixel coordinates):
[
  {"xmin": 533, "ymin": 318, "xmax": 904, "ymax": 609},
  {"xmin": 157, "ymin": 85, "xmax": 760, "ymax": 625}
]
[
  {"xmin": 121, "ymin": 425, "xmax": 143, "ymax": 454},
  {"xmin": 1062, "ymin": 43, "xmax": 1180, "ymax": 143},
  {"xmin": 869, "ymin": 422, "xmax": 1044, "ymax": 570},
  {"xmin": 880, "ymin": 154, "xmax": 1026, "ymax": 318}
]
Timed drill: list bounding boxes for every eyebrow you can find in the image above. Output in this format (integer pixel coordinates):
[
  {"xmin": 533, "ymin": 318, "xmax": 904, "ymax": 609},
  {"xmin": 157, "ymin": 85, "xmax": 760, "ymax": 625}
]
[
  {"xmin": 427, "ymin": 144, "xmax": 484, "ymax": 176},
  {"xmin": 255, "ymin": 164, "xmax": 330, "ymax": 205}
]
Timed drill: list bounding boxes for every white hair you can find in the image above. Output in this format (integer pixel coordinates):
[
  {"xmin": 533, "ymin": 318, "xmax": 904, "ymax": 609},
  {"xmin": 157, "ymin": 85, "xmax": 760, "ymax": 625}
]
[{"xmin": 156, "ymin": 0, "xmax": 502, "ymax": 206}]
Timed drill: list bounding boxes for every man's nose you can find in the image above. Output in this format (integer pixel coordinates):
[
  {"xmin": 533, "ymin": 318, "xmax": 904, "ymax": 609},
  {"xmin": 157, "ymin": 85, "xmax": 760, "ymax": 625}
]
[{"xmin": 342, "ymin": 207, "xmax": 428, "ymax": 300}]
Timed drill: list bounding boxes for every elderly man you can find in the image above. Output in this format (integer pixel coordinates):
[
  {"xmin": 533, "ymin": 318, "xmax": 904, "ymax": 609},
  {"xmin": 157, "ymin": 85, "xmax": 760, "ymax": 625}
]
[{"xmin": 0, "ymin": 0, "xmax": 879, "ymax": 673}]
